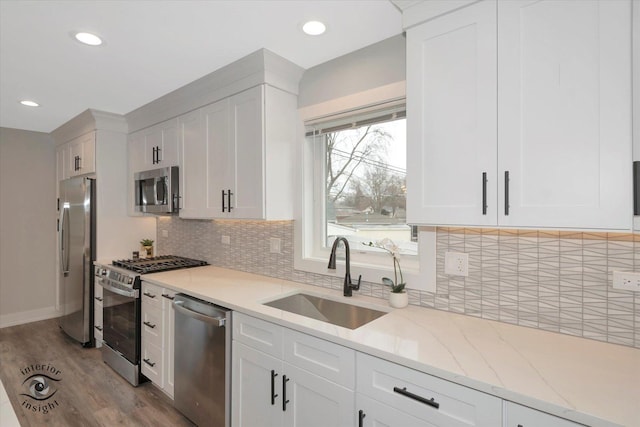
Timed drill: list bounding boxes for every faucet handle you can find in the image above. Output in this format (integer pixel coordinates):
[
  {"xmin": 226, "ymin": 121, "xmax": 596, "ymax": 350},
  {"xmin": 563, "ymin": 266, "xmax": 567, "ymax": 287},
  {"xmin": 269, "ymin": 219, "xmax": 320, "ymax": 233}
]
[{"xmin": 353, "ymin": 275, "xmax": 362, "ymax": 290}]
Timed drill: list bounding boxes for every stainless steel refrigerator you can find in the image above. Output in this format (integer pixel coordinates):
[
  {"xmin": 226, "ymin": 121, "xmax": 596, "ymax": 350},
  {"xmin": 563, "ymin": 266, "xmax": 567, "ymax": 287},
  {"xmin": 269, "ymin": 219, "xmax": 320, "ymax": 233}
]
[{"xmin": 58, "ymin": 176, "xmax": 95, "ymax": 346}]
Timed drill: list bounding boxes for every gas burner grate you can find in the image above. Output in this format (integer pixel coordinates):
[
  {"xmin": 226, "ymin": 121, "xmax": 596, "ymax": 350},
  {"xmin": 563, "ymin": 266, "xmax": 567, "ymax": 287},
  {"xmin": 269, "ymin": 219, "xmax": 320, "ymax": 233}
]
[{"xmin": 112, "ymin": 255, "xmax": 208, "ymax": 274}]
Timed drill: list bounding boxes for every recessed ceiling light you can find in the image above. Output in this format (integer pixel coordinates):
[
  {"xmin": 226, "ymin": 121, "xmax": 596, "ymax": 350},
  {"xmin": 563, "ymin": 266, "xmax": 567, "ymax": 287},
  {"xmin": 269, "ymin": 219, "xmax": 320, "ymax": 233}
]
[
  {"xmin": 75, "ymin": 32, "xmax": 102, "ymax": 46},
  {"xmin": 302, "ymin": 21, "xmax": 326, "ymax": 36},
  {"xmin": 20, "ymin": 100, "xmax": 39, "ymax": 107}
]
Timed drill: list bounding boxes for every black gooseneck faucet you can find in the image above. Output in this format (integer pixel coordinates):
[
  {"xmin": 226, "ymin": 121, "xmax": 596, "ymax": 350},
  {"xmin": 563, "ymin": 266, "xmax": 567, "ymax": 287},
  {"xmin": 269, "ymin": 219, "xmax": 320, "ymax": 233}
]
[{"xmin": 327, "ymin": 237, "xmax": 361, "ymax": 297}]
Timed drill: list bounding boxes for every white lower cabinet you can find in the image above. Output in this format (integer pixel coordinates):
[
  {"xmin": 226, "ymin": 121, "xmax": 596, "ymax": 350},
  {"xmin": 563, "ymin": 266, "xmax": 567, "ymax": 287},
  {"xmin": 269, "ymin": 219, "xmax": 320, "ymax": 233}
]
[
  {"xmin": 357, "ymin": 353, "xmax": 502, "ymax": 427},
  {"xmin": 232, "ymin": 313, "xmax": 355, "ymax": 427},
  {"xmin": 140, "ymin": 282, "xmax": 176, "ymax": 398},
  {"xmin": 504, "ymin": 402, "xmax": 584, "ymax": 427},
  {"xmin": 232, "ymin": 313, "xmax": 587, "ymax": 427}
]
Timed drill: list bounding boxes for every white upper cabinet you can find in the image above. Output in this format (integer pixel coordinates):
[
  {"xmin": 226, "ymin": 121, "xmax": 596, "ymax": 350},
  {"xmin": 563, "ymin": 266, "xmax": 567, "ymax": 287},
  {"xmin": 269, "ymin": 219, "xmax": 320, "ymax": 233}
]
[
  {"xmin": 58, "ymin": 131, "xmax": 96, "ymax": 179},
  {"xmin": 178, "ymin": 84, "xmax": 297, "ymax": 220},
  {"xmin": 406, "ymin": 0, "xmax": 497, "ymax": 226},
  {"xmin": 178, "ymin": 99, "xmax": 229, "ymax": 219},
  {"xmin": 497, "ymin": 0, "xmax": 632, "ymax": 229},
  {"xmin": 225, "ymin": 85, "xmax": 265, "ymax": 219},
  {"xmin": 129, "ymin": 119, "xmax": 179, "ymax": 174},
  {"xmin": 406, "ymin": 0, "xmax": 633, "ymax": 230}
]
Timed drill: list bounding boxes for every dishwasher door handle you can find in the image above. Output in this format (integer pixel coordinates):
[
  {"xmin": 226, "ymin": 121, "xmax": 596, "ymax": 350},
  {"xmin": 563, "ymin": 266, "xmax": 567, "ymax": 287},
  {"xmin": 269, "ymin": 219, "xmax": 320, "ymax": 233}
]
[{"xmin": 173, "ymin": 300, "xmax": 226, "ymax": 327}]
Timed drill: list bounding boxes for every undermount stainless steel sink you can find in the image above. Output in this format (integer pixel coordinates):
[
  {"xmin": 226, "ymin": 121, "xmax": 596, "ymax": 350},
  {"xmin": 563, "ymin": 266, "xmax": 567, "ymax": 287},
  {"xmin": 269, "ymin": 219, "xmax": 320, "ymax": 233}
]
[{"xmin": 264, "ymin": 293, "xmax": 388, "ymax": 329}]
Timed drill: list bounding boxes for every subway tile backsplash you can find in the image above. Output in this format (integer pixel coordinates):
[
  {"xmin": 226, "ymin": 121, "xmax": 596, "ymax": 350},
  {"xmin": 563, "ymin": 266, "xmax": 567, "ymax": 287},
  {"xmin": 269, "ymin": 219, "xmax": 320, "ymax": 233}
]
[{"xmin": 157, "ymin": 217, "xmax": 640, "ymax": 349}]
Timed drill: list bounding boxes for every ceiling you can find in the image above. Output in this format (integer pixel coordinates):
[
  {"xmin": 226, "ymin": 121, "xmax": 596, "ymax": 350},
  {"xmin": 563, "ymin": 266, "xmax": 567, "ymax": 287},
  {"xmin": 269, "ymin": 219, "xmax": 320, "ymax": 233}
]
[{"xmin": 0, "ymin": 0, "xmax": 403, "ymax": 133}]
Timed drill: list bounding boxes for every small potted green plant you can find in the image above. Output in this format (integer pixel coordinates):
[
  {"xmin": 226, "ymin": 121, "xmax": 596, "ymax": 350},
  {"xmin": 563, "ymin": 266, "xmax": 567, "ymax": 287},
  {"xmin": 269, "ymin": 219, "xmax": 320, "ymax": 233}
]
[
  {"xmin": 140, "ymin": 239, "xmax": 154, "ymax": 258},
  {"xmin": 365, "ymin": 238, "xmax": 408, "ymax": 308}
]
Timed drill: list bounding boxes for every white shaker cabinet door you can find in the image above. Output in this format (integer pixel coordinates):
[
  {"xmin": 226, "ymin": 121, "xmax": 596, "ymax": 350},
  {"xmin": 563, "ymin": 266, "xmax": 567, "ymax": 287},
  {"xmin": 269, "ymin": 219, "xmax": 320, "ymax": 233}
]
[
  {"xmin": 203, "ymin": 98, "xmax": 232, "ymax": 218},
  {"xmin": 282, "ymin": 363, "xmax": 354, "ymax": 427},
  {"xmin": 227, "ymin": 85, "xmax": 265, "ymax": 219},
  {"xmin": 232, "ymin": 341, "xmax": 283, "ymax": 427},
  {"xmin": 406, "ymin": 0, "xmax": 498, "ymax": 226},
  {"xmin": 497, "ymin": 0, "xmax": 632, "ymax": 229}
]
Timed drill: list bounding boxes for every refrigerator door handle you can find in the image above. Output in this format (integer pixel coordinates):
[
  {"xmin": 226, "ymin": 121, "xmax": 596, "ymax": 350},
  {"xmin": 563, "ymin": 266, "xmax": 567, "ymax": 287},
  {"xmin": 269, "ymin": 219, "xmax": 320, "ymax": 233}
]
[{"xmin": 59, "ymin": 203, "xmax": 70, "ymax": 275}]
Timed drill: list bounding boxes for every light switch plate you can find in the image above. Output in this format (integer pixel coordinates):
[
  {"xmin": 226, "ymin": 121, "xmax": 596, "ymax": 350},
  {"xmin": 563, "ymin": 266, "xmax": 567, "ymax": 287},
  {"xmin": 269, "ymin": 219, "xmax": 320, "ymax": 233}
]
[
  {"xmin": 221, "ymin": 235, "xmax": 230, "ymax": 245},
  {"xmin": 613, "ymin": 271, "xmax": 640, "ymax": 292},
  {"xmin": 444, "ymin": 252, "xmax": 469, "ymax": 276}
]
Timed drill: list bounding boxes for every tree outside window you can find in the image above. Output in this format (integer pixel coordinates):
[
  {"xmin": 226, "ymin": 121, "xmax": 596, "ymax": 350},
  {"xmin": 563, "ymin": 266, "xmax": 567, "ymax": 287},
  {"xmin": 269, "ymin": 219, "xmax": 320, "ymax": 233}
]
[{"xmin": 324, "ymin": 118, "xmax": 416, "ymax": 255}]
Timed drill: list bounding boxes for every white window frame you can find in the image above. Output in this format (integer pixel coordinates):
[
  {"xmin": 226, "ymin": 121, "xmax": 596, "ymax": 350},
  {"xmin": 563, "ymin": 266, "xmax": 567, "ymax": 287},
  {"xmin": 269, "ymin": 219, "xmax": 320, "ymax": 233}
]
[{"xmin": 294, "ymin": 85, "xmax": 436, "ymax": 292}]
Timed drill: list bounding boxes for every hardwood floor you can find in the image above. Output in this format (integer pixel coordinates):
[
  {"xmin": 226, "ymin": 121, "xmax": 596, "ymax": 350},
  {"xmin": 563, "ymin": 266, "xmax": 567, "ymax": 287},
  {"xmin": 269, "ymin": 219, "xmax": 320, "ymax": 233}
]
[{"xmin": 0, "ymin": 318, "xmax": 193, "ymax": 426}]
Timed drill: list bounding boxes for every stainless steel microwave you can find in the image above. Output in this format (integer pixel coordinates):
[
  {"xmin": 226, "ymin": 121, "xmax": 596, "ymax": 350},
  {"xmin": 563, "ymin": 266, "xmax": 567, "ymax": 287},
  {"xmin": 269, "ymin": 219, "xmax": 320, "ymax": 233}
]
[{"xmin": 134, "ymin": 166, "xmax": 179, "ymax": 214}]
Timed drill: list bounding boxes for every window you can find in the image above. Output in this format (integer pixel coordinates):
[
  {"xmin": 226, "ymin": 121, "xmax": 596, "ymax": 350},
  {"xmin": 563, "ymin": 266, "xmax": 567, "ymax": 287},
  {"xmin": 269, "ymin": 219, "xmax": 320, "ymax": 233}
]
[
  {"xmin": 296, "ymin": 102, "xmax": 435, "ymax": 291},
  {"xmin": 309, "ymin": 107, "xmax": 416, "ymax": 256}
]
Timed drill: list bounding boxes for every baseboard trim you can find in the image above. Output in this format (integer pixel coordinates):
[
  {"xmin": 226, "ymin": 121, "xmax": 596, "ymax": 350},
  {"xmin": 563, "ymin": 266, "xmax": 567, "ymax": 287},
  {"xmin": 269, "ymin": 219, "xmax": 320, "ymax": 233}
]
[{"xmin": 0, "ymin": 306, "xmax": 61, "ymax": 329}]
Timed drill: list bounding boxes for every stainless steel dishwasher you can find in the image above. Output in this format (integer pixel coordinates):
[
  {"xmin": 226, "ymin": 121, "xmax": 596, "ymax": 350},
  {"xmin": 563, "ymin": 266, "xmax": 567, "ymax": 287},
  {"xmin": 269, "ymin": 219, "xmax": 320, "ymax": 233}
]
[{"xmin": 173, "ymin": 294, "xmax": 231, "ymax": 427}]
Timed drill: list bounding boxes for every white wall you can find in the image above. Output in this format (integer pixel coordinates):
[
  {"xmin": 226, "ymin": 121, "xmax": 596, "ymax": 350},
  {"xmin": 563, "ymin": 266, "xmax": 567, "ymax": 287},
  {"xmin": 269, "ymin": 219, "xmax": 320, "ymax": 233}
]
[
  {"xmin": 298, "ymin": 34, "xmax": 406, "ymax": 108},
  {"xmin": 0, "ymin": 127, "xmax": 58, "ymax": 327}
]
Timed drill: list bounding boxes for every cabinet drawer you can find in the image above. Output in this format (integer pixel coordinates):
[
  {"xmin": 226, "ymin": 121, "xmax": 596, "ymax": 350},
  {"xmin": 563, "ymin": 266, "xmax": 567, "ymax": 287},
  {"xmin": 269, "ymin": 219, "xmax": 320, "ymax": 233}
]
[
  {"xmin": 94, "ymin": 283, "xmax": 103, "ymax": 301},
  {"xmin": 142, "ymin": 303, "xmax": 163, "ymax": 348},
  {"xmin": 233, "ymin": 312, "xmax": 283, "ymax": 358},
  {"xmin": 504, "ymin": 401, "xmax": 584, "ymax": 427},
  {"xmin": 141, "ymin": 342, "xmax": 164, "ymax": 386},
  {"xmin": 357, "ymin": 353, "xmax": 501, "ymax": 427},
  {"xmin": 283, "ymin": 328, "xmax": 355, "ymax": 389},
  {"xmin": 141, "ymin": 282, "xmax": 163, "ymax": 308}
]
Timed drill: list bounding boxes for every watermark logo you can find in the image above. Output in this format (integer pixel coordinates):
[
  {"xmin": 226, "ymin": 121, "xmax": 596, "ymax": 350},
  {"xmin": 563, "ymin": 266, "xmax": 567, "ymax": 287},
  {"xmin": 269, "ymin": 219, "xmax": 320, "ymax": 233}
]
[{"xmin": 19, "ymin": 363, "xmax": 62, "ymax": 415}]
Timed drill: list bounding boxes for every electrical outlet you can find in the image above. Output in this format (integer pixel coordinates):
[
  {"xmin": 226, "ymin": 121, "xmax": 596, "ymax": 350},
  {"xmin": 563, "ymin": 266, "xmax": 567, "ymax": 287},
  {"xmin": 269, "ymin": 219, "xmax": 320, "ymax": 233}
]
[
  {"xmin": 613, "ymin": 271, "xmax": 640, "ymax": 292},
  {"xmin": 161, "ymin": 230, "xmax": 169, "ymax": 238},
  {"xmin": 269, "ymin": 238, "xmax": 281, "ymax": 254},
  {"xmin": 221, "ymin": 235, "xmax": 230, "ymax": 245},
  {"xmin": 444, "ymin": 252, "xmax": 469, "ymax": 276}
]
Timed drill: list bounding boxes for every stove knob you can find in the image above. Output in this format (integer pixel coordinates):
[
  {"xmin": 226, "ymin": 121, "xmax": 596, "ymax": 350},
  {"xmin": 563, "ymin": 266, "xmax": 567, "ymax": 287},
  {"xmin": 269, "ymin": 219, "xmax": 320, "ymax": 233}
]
[
  {"xmin": 101, "ymin": 268, "xmax": 107, "ymax": 276},
  {"xmin": 128, "ymin": 277, "xmax": 133, "ymax": 284}
]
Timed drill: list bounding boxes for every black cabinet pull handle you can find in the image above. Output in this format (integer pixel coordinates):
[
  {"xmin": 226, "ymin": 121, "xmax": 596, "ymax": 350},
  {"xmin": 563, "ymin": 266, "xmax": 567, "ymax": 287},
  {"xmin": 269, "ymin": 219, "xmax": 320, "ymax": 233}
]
[
  {"xmin": 143, "ymin": 358, "xmax": 155, "ymax": 367},
  {"xmin": 161, "ymin": 293, "xmax": 175, "ymax": 300},
  {"xmin": 358, "ymin": 409, "xmax": 366, "ymax": 427},
  {"xmin": 94, "ymin": 296, "xmax": 103, "ymax": 302},
  {"xmin": 393, "ymin": 386, "xmax": 439, "ymax": 409},
  {"xmin": 143, "ymin": 292, "xmax": 156, "ymax": 298},
  {"xmin": 151, "ymin": 147, "xmax": 155, "ymax": 164},
  {"xmin": 221, "ymin": 190, "xmax": 226, "ymax": 212},
  {"xmin": 94, "ymin": 326, "xmax": 103, "ymax": 331},
  {"xmin": 517, "ymin": 425, "xmax": 524, "ymax": 427},
  {"xmin": 282, "ymin": 375, "xmax": 290, "ymax": 411},
  {"xmin": 504, "ymin": 170, "xmax": 510, "ymax": 216},
  {"xmin": 143, "ymin": 321, "xmax": 156, "ymax": 329},
  {"xmin": 156, "ymin": 146, "xmax": 161, "ymax": 163},
  {"xmin": 271, "ymin": 370, "xmax": 278, "ymax": 405},
  {"xmin": 482, "ymin": 172, "xmax": 488, "ymax": 215},
  {"xmin": 227, "ymin": 189, "xmax": 233, "ymax": 212}
]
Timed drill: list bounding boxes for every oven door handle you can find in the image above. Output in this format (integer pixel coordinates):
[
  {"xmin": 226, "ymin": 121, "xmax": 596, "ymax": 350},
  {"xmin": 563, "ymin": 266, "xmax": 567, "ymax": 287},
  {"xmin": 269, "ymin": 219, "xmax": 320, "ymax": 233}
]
[
  {"xmin": 172, "ymin": 301, "xmax": 226, "ymax": 327},
  {"xmin": 98, "ymin": 278, "xmax": 139, "ymax": 299}
]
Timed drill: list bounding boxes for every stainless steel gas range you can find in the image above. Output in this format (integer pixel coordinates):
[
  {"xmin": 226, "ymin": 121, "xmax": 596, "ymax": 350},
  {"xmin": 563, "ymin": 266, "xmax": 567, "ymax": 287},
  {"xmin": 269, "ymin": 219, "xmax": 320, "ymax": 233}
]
[{"xmin": 94, "ymin": 255, "xmax": 207, "ymax": 386}]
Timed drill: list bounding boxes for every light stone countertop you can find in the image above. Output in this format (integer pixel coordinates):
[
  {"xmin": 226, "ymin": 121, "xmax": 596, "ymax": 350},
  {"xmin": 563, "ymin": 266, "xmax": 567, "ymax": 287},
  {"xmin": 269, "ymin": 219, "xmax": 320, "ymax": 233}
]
[{"xmin": 141, "ymin": 266, "xmax": 640, "ymax": 427}]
